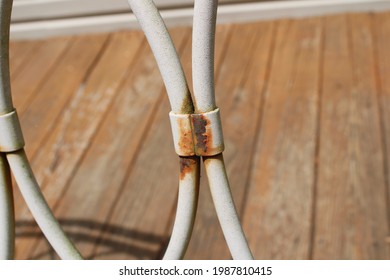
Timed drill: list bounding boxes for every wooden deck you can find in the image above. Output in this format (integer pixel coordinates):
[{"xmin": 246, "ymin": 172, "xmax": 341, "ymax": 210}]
[{"xmin": 9, "ymin": 12, "xmax": 390, "ymax": 260}]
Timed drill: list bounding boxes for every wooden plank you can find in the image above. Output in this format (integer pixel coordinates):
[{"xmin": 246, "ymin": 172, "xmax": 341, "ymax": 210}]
[
  {"xmin": 13, "ymin": 33, "xmax": 109, "ymax": 259},
  {"xmin": 374, "ymin": 12, "xmax": 390, "ymax": 251},
  {"xmin": 242, "ymin": 18, "xmax": 322, "ymax": 259},
  {"xmin": 29, "ymin": 28, "xmax": 190, "ymax": 260},
  {"xmin": 9, "ymin": 40, "xmax": 40, "ymax": 78},
  {"xmin": 184, "ymin": 21, "xmax": 274, "ymax": 259},
  {"xmin": 17, "ymin": 35, "xmax": 108, "ymax": 159},
  {"xmin": 11, "ymin": 37, "xmax": 72, "ymax": 113},
  {"xmin": 313, "ymin": 14, "xmax": 389, "ymax": 259},
  {"xmin": 15, "ymin": 31, "xmax": 143, "ymax": 259}
]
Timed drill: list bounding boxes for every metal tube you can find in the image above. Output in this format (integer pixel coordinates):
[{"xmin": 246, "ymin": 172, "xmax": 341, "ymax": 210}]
[
  {"xmin": 127, "ymin": 1, "xmax": 201, "ymax": 260},
  {"xmin": 0, "ymin": 0, "xmax": 82, "ymax": 260},
  {"xmin": 192, "ymin": 0, "xmax": 218, "ymax": 113},
  {"xmin": 0, "ymin": 0, "xmax": 14, "ymax": 114},
  {"xmin": 127, "ymin": 0, "xmax": 193, "ymax": 114},
  {"xmin": 6, "ymin": 150, "xmax": 83, "ymax": 260},
  {"xmin": 163, "ymin": 156, "xmax": 200, "ymax": 260},
  {"xmin": 0, "ymin": 153, "xmax": 14, "ymax": 259},
  {"xmin": 203, "ymin": 154, "xmax": 253, "ymax": 260},
  {"xmin": 192, "ymin": 0, "xmax": 253, "ymax": 259}
]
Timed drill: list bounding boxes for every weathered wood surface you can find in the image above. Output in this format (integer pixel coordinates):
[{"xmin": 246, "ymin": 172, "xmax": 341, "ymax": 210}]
[
  {"xmin": 313, "ymin": 14, "xmax": 389, "ymax": 259},
  {"xmin": 13, "ymin": 32, "xmax": 142, "ymax": 259},
  {"xmin": 312, "ymin": 14, "xmax": 389, "ymax": 259},
  {"xmin": 374, "ymin": 12, "xmax": 390, "ymax": 258},
  {"xmin": 8, "ymin": 12, "xmax": 390, "ymax": 260},
  {"xmin": 243, "ymin": 17, "xmax": 322, "ymax": 259},
  {"xmin": 11, "ymin": 37, "xmax": 73, "ymax": 113},
  {"xmin": 9, "ymin": 40, "xmax": 40, "ymax": 78}
]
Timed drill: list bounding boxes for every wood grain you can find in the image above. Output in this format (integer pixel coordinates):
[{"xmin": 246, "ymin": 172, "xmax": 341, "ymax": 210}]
[
  {"xmin": 374, "ymin": 12, "xmax": 390, "ymax": 256},
  {"xmin": 18, "ymin": 35, "xmax": 109, "ymax": 159},
  {"xmin": 11, "ymin": 37, "xmax": 72, "ymax": 113},
  {"xmin": 13, "ymin": 32, "xmax": 143, "ymax": 259},
  {"xmin": 243, "ymin": 18, "xmax": 322, "ymax": 259},
  {"xmin": 9, "ymin": 40, "xmax": 40, "ymax": 78},
  {"xmin": 313, "ymin": 14, "xmax": 389, "ymax": 259}
]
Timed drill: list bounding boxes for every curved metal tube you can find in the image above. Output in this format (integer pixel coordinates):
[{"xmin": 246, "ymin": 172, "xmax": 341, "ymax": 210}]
[
  {"xmin": 127, "ymin": 0, "xmax": 200, "ymax": 260},
  {"xmin": 127, "ymin": 0, "xmax": 193, "ymax": 114},
  {"xmin": 203, "ymin": 154, "xmax": 253, "ymax": 259},
  {"xmin": 192, "ymin": 0, "xmax": 254, "ymax": 259},
  {"xmin": 192, "ymin": 0, "xmax": 218, "ymax": 113},
  {"xmin": 0, "ymin": 0, "xmax": 82, "ymax": 260},
  {"xmin": 163, "ymin": 156, "xmax": 200, "ymax": 260},
  {"xmin": 6, "ymin": 150, "xmax": 83, "ymax": 260},
  {"xmin": 0, "ymin": 153, "xmax": 14, "ymax": 259},
  {"xmin": 0, "ymin": 0, "xmax": 14, "ymax": 114}
]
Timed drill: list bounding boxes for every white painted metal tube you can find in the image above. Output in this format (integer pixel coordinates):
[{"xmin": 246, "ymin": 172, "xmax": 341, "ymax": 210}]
[
  {"xmin": 127, "ymin": 0, "xmax": 201, "ymax": 260},
  {"xmin": 192, "ymin": 0, "xmax": 253, "ymax": 259},
  {"xmin": 0, "ymin": 153, "xmax": 14, "ymax": 259},
  {"xmin": 192, "ymin": 0, "xmax": 218, "ymax": 113},
  {"xmin": 163, "ymin": 156, "xmax": 200, "ymax": 260},
  {"xmin": 203, "ymin": 154, "xmax": 253, "ymax": 260},
  {"xmin": 127, "ymin": 0, "xmax": 193, "ymax": 114},
  {"xmin": 6, "ymin": 150, "xmax": 83, "ymax": 260},
  {"xmin": 0, "ymin": 0, "xmax": 14, "ymax": 115}
]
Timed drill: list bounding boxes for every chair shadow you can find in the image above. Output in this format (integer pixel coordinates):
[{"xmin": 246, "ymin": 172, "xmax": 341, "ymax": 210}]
[{"xmin": 15, "ymin": 219, "xmax": 169, "ymax": 260}]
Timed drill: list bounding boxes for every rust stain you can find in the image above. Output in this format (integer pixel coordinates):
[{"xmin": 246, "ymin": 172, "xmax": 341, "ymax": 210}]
[
  {"xmin": 191, "ymin": 114, "xmax": 212, "ymax": 155},
  {"xmin": 177, "ymin": 117, "xmax": 194, "ymax": 155},
  {"xmin": 180, "ymin": 92, "xmax": 195, "ymax": 114},
  {"xmin": 179, "ymin": 156, "xmax": 197, "ymax": 180}
]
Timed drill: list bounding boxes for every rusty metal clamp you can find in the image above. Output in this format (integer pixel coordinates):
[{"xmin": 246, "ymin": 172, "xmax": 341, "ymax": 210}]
[{"xmin": 169, "ymin": 108, "xmax": 225, "ymax": 157}]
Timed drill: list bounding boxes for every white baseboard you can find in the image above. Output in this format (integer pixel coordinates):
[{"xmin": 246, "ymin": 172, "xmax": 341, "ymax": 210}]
[
  {"xmin": 11, "ymin": 0, "xmax": 390, "ymax": 40},
  {"xmin": 12, "ymin": 0, "xmax": 241, "ymax": 22},
  {"xmin": 12, "ymin": 0, "xmax": 193, "ymax": 22}
]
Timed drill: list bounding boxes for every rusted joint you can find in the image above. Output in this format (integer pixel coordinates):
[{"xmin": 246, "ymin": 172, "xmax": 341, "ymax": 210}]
[
  {"xmin": 179, "ymin": 156, "xmax": 199, "ymax": 180},
  {"xmin": 0, "ymin": 110, "xmax": 25, "ymax": 152},
  {"xmin": 169, "ymin": 108, "xmax": 224, "ymax": 156}
]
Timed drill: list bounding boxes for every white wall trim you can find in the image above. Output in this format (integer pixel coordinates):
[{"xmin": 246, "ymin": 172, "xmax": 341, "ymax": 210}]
[
  {"xmin": 11, "ymin": 0, "xmax": 390, "ymax": 39},
  {"xmin": 12, "ymin": 0, "xmax": 240, "ymax": 22},
  {"xmin": 12, "ymin": 0, "xmax": 194, "ymax": 22}
]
